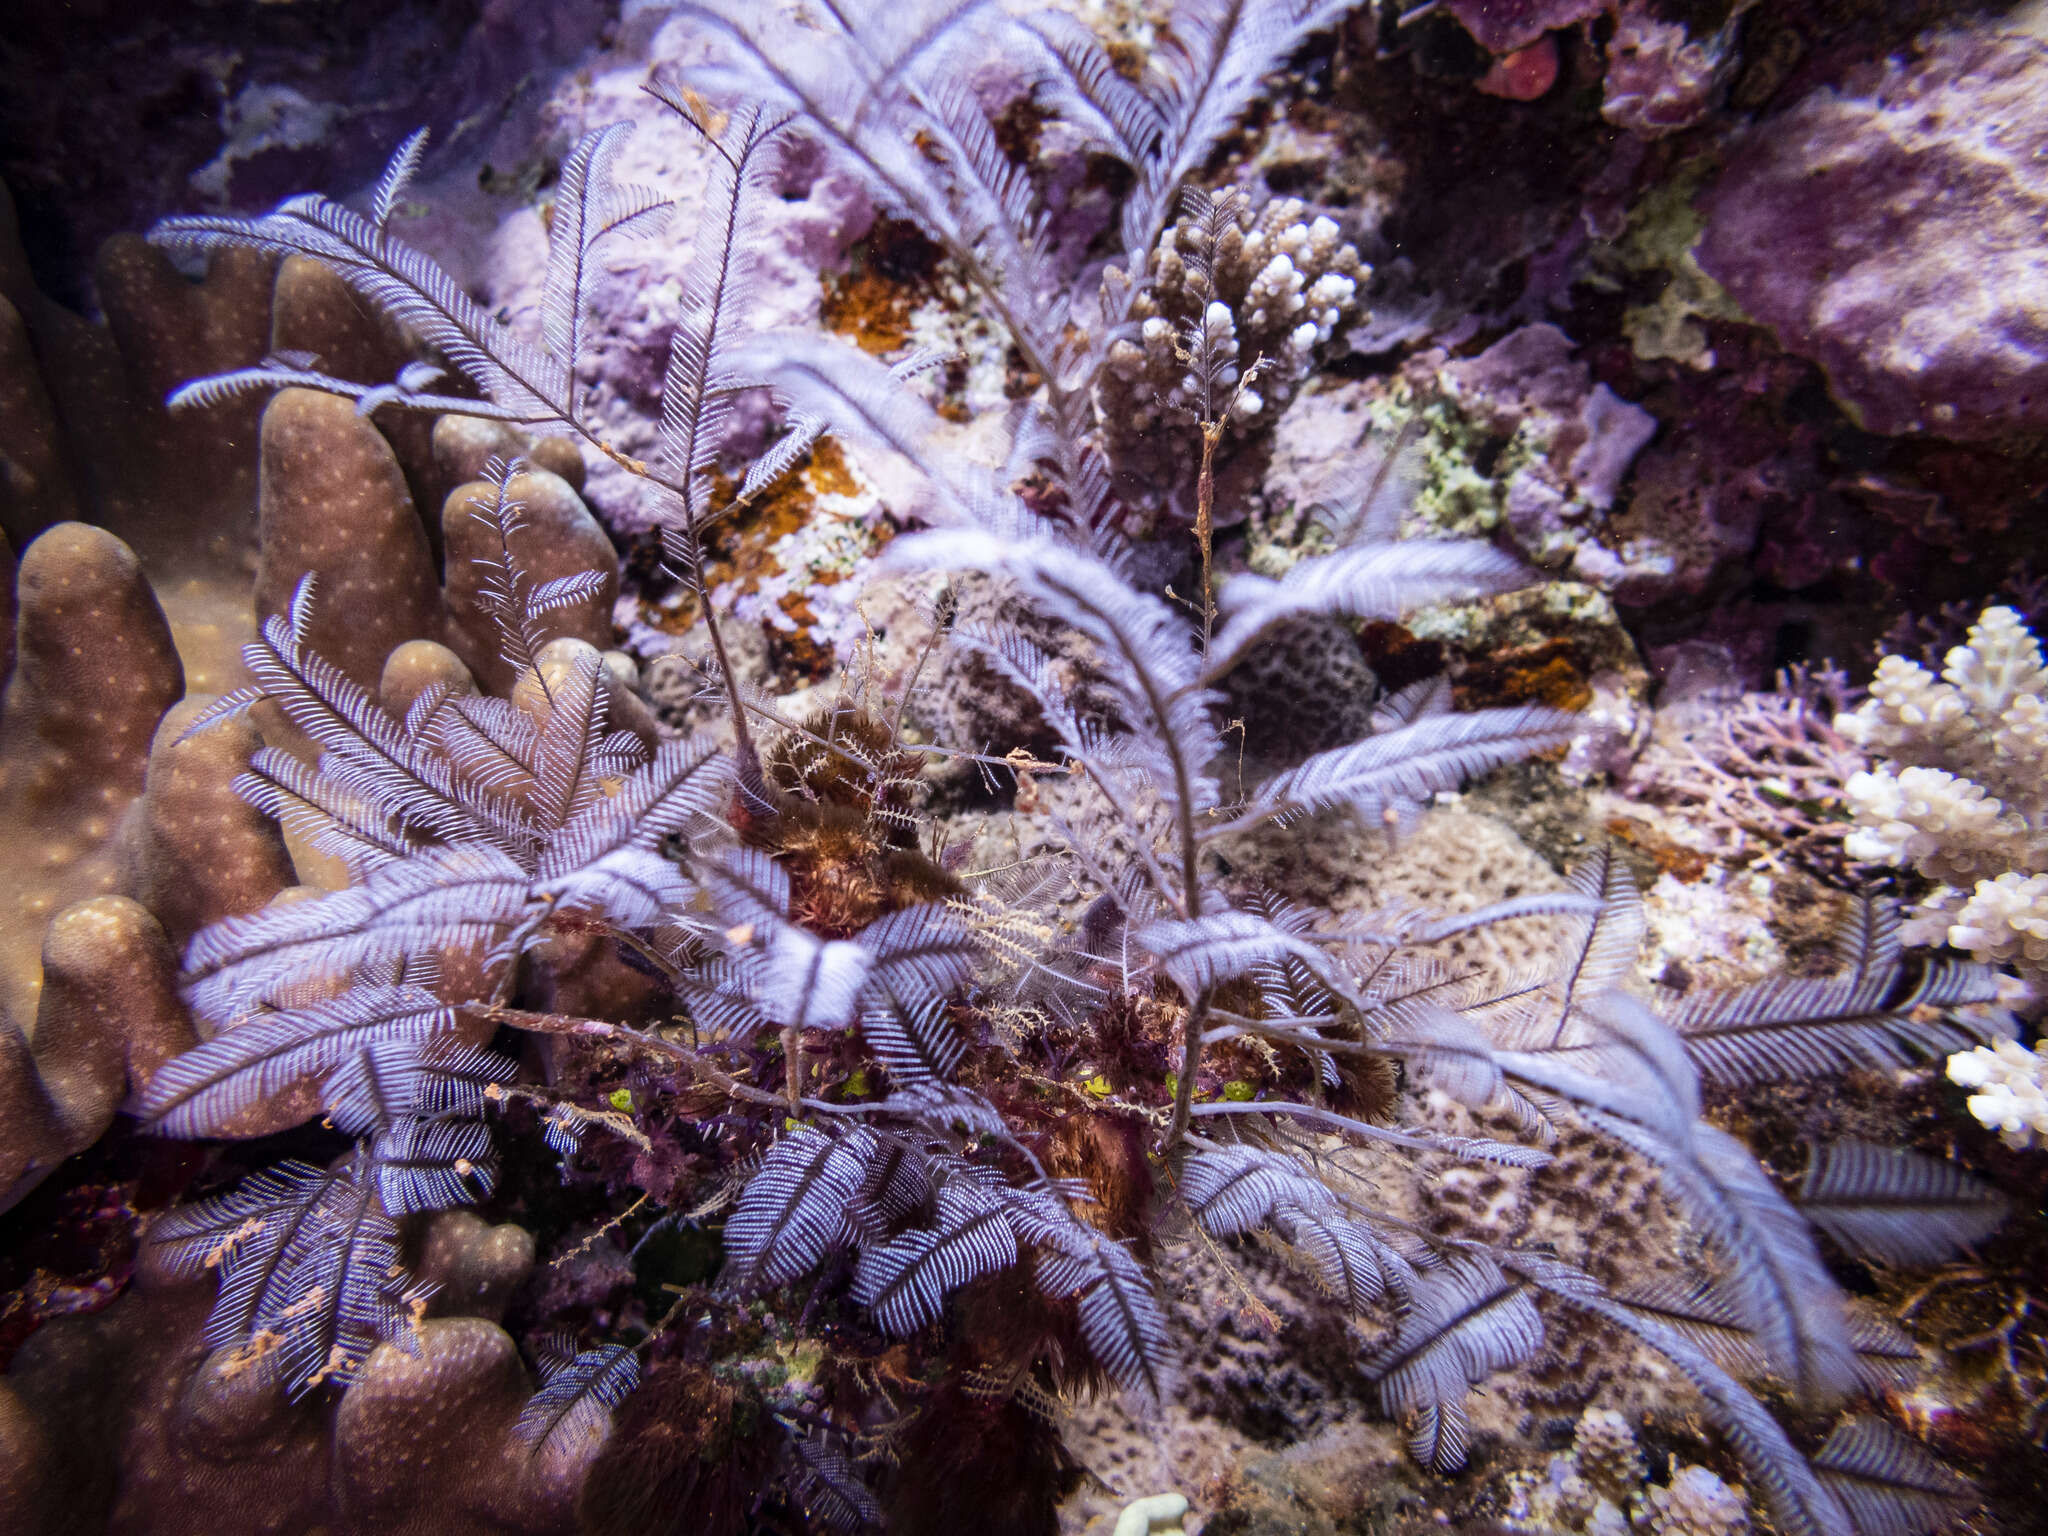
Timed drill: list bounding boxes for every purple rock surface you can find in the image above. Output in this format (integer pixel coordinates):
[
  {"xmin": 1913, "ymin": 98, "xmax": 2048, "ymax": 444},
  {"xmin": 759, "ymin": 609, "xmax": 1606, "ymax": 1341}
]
[
  {"xmin": 393, "ymin": 8, "xmax": 879, "ymax": 540},
  {"xmin": 1697, "ymin": 28, "xmax": 2048, "ymax": 440},
  {"xmin": 1448, "ymin": 323, "xmax": 1657, "ymax": 512},
  {"xmin": 1442, "ymin": 0, "xmax": 1609, "ymax": 55}
]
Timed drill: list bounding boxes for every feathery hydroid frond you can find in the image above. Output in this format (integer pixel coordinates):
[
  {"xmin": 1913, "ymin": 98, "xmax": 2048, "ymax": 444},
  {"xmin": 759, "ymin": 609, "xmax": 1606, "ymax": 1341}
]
[
  {"xmin": 1248, "ymin": 704, "xmax": 1579, "ymax": 829},
  {"xmin": 860, "ymin": 994, "xmax": 967, "ymax": 1084},
  {"xmin": 1811, "ymin": 1417, "xmax": 1975, "ymax": 1536},
  {"xmin": 152, "ymin": 145, "xmax": 571, "ymax": 421},
  {"xmin": 723, "ymin": 1126, "xmax": 878, "ymax": 1289},
  {"xmin": 1509, "ymin": 1257, "xmax": 1855, "ymax": 1536},
  {"xmin": 203, "ymin": 578, "xmax": 517, "ymax": 855},
  {"xmin": 1608, "ymin": 1278, "xmax": 1772, "ymax": 1379},
  {"xmin": 1688, "ymin": 1123, "xmax": 1861, "ymax": 1401},
  {"xmin": 1135, "ymin": 909, "xmax": 1344, "ymax": 998},
  {"xmin": 150, "ymin": 1153, "xmax": 417, "ymax": 1397},
  {"xmin": 1207, "ymin": 541, "xmax": 1534, "ymax": 681},
  {"xmin": 1669, "ymin": 896, "xmax": 2004, "ymax": 1084},
  {"xmin": 1017, "ymin": 11, "xmax": 1163, "ymax": 165},
  {"xmin": 884, "ymin": 529, "xmax": 1219, "ymax": 882},
  {"xmin": 234, "ymin": 744, "xmax": 412, "ymax": 878},
  {"xmin": 141, "ymin": 984, "xmax": 455, "ymax": 1137},
  {"xmin": 785, "ymin": 1425, "xmax": 884, "ymax": 1533},
  {"xmin": 1310, "ymin": 417, "xmax": 1430, "ymax": 546},
  {"xmin": 1497, "ymin": 847, "xmax": 1644, "ymax": 1054},
  {"xmin": 851, "ymin": 1178, "xmax": 1020, "ymax": 1334},
  {"xmin": 541, "ymin": 124, "xmax": 670, "ymax": 389},
  {"xmin": 370, "ymin": 127, "xmax": 429, "ymax": 233},
  {"xmin": 326, "ymin": 1037, "xmax": 516, "ymax": 1135},
  {"xmin": 1125, "ymin": 0, "xmax": 1362, "ymax": 260},
  {"xmin": 149, "ymin": 1160, "xmax": 333, "ymax": 1285},
  {"xmin": 165, "ymin": 354, "xmax": 480, "ymax": 417},
  {"xmin": 1037, "ymin": 1230, "xmax": 1176, "ymax": 1405},
  {"xmin": 181, "ymin": 844, "xmax": 538, "ymax": 1024},
  {"xmin": 1795, "ymin": 1139, "xmax": 2008, "ymax": 1266},
  {"xmin": 370, "ymin": 1115, "xmax": 498, "ymax": 1215},
  {"xmin": 1498, "ymin": 993, "xmax": 1859, "ymax": 1401},
  {"xmin": 514, "ymin": 1343, "xmax": 641, "ymax": 1455},
  {"xmin": 462, "ymin": 459, "xmax": 615, "ymax": 687},
  {"xmin": 1182, "ymin": 1142, "xmax": 1334, "ymax": 1238},
  {"xmin": 1361, "ymin": 1251, "xmax": 1544, "ymax": 1473},
  {"xmin": 635, "ymin": 94, "xmax": 790, "ymax": 524},
  {"xmin": 1184, "ymin": 1143, "xmax": 1408, "ymax": 1307}
]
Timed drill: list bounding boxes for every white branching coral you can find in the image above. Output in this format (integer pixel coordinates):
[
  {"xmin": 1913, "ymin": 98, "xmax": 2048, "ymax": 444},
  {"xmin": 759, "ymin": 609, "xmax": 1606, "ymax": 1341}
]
[
  {"xmin": 1946, "ymin": 1037, "xmax": 2048, "ymax": 1149},
  {"xmin": 1837, "ymin": 607, "xmax": 2048, "ymax": 985},
  {"xmin": 1101, "ymin": 188, "xmax": 1367, "ymax": 493}
]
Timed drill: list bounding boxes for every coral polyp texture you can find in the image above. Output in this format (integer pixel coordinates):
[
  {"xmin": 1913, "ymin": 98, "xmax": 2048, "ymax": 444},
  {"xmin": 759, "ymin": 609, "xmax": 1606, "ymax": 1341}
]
[
  {"xmin": 1501, "ymin": 1404, "xmax": 1749, "ymax": 1536},
  {"xmin": 1, "ymin": 2, "xmax": 2045, "ymax": 1535}
]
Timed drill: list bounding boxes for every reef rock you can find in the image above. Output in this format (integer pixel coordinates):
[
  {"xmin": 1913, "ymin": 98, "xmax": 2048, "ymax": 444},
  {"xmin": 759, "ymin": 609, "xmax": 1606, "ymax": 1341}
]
[
  {"xmin": 1600, "ymin": 1, "xmax": 1723, "ymax": 138},
  {"xmin": 1442, "ymin": 0, "xmax": 1608, "ymax": 55},
  {"xmin": 1697, "ymin": 28, "xmax": 2048, "ymax": 439}
]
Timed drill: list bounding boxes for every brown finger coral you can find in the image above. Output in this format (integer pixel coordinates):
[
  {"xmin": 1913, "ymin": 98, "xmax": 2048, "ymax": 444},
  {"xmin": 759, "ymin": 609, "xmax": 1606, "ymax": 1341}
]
[
  {"xmin": 0, "ymin": 1219, "xmax": 602, "ymax": 1536},
  {"xmin": 0, "ymin": 523, "xmax": 182, "ymax": 1032}
]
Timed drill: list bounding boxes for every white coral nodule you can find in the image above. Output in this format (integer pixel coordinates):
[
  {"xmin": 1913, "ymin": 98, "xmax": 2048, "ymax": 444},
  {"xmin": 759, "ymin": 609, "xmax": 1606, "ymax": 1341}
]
[{"xmin": 1947, "ymin": 1036, "xmax": 2048, "ymax": 1149}]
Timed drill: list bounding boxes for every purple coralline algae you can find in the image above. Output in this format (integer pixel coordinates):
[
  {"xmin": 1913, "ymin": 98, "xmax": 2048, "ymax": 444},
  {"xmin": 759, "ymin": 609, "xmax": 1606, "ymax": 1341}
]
[
  {"xmin": 1441, "ymin": 324, "xmax": 1666, "ymax": 593},
  {"xmin": 1447, "ymin": 323, "xmax": 1656, "ymax": 511},
  {"xmin": 396, "ymin": 12, "xmax": 879, "ymax": 543},
  {"xmin": 1696, "ymin": 27, "xmax": 2048, "ymax": 440},
  {"xmin": 1442, "ymin": 0, "xmax": 1609, "ymax": 55}
]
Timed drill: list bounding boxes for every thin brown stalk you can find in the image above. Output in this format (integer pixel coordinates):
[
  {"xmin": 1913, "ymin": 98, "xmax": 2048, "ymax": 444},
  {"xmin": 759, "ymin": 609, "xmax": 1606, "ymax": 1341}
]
[{"xmin": 1194, "ymin": 419, "xmax": 1223, "ymax": 661}]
